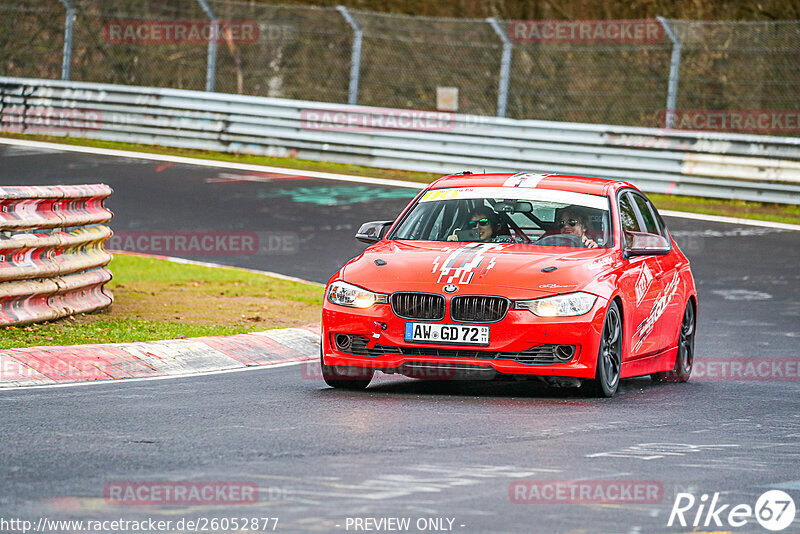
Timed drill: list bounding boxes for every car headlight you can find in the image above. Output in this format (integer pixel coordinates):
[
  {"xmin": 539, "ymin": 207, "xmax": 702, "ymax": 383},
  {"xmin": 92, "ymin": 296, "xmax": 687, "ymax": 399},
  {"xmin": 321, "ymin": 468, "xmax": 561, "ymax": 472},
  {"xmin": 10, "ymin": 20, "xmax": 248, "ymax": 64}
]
[
  {"xmin": 514, "ymin": 292, "xmax": 597, "ymax": 317},
  {"xmin": 327, "ymin": 281, "xmax": 388, "ymax": 308}
]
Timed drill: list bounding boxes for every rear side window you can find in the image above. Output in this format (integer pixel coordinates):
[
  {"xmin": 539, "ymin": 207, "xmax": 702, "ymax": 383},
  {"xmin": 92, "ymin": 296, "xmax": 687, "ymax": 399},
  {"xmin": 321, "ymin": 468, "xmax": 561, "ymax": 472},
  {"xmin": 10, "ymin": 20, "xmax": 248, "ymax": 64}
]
[
  {"xmin": 632, "ymin": 194, "xmax": 660, "ymax": 235},
  {"xmin": 618, "ymin": 193, "xmax": 644, "ymax": 248},
  {"xmin": 619, "ymin": 193, "xmax": 640, "ymax": 236}
]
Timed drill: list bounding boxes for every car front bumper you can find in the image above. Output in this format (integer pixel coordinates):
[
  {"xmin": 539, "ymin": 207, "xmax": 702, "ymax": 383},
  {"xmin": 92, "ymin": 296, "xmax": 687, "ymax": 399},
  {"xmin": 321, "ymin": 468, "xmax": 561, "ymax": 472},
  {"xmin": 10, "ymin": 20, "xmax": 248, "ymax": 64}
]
[{"xmin": 322, "ymin": 297, "xmax": 609, "ymax": 379}]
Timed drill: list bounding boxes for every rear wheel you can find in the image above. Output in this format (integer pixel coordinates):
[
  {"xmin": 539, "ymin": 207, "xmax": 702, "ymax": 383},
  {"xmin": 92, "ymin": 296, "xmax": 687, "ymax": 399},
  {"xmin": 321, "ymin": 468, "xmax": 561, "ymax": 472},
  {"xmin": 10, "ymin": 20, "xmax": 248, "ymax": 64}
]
[
  {"xmin": 320, "ymin": 351, "xmax": 374, "ymax": 390},
  {"xmin": 586, "ymin": 301, "xmax": 622, "ymax": 397},
  {"xmin": 652, "ymin": 301, "xmax": 695, "ymax": 383}
]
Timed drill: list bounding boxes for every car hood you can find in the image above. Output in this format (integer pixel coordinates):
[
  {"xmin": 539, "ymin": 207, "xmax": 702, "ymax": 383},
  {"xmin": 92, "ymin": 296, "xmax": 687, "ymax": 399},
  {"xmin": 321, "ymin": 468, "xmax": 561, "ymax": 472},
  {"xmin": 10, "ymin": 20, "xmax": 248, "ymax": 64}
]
[{"xmin": 340, "ymin": 240, "xmax": 615, "ymax": 299}]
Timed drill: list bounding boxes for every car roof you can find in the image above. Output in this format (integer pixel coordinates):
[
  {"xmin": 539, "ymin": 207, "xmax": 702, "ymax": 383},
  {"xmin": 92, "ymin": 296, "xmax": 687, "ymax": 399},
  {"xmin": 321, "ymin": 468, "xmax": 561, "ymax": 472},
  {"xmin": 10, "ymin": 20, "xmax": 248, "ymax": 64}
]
[{"xmin": 429, "ymin": 172, "xmax": 633, "ymax": 197}]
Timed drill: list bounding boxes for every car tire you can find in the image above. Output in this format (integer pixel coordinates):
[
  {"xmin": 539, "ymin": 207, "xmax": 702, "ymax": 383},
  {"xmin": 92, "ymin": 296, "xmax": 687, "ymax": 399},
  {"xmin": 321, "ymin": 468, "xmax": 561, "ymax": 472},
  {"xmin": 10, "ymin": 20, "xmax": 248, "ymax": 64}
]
[
  {"xmin": 320, "ymin": 351, "xmax": 374, "ymax": 390},
  {"xmin": 651, "ymin": 300, "xmax": 695, "ymax": 383},
  {"xmin": 586, "ymin": 301, "xmax": 622, "ymax": 398}
]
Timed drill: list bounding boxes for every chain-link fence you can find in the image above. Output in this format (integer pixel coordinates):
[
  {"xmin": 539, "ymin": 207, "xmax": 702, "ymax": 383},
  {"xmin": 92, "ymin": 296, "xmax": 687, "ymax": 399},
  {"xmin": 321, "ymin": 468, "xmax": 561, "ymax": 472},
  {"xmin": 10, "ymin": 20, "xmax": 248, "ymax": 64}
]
[{"xmin": 1, "ymin": 0, "xmax": 799, "ymax": 130}]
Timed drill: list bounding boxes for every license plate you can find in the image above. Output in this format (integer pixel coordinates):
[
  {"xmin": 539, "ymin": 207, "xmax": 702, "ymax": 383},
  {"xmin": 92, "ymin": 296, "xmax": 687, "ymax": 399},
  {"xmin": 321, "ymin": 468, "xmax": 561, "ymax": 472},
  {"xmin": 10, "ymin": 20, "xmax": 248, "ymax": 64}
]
[{"xmin": 404, "ymin": 322, "xmax": 490, "ymax": 346}]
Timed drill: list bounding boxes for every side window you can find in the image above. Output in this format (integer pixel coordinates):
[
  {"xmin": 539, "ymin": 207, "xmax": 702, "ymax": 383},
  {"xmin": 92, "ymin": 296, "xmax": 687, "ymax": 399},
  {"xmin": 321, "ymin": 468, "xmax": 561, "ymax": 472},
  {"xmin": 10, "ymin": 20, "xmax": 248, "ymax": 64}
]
[
  {"xmin": 631, "ymin": 194, "xmax": 661, "ymax": 235},
  {"xmin": 618, "ymin": 194, "xmax": 641, "ymax": 248},
  {"xmin": 619, "ymin": 194, "xmax": 641, "ymax": 233}
]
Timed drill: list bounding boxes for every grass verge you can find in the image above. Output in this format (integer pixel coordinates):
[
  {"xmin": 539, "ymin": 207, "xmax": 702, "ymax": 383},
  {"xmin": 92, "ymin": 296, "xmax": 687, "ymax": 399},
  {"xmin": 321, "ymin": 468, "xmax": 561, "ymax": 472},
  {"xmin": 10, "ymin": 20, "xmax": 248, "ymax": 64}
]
[
  {"xmin": 0, "ymin": 254, "xmax": 323, "ymax": 349},
  {"xmin": 2, "ymin": 133, "xmax": 799, "ymax": 225}
]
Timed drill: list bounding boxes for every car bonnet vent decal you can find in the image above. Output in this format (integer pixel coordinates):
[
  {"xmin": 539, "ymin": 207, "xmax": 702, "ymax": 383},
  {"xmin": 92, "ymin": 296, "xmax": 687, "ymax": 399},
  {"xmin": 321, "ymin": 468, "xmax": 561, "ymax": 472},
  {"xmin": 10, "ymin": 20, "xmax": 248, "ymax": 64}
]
[{"xmin": 431, "ymin": 243, "xmax": 504, "ymax": 285}]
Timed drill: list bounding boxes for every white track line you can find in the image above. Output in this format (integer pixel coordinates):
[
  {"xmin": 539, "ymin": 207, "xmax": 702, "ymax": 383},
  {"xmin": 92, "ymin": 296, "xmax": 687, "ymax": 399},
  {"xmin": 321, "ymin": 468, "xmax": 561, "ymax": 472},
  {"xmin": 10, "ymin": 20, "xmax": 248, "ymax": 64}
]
[
  {"xmin": 0, "ymin": 137, "xmax": 424, "ymax": 189},
  {"xmin": 1, "ymin": 137, "xmax": 798, "ymax": 231},
  {"xmin": 0, "ymin": 359, "xmax": 311, "ymax": 392},
  {"xmin": 660, "ymin": 210, "xmax": 800, "ymax": 231}
]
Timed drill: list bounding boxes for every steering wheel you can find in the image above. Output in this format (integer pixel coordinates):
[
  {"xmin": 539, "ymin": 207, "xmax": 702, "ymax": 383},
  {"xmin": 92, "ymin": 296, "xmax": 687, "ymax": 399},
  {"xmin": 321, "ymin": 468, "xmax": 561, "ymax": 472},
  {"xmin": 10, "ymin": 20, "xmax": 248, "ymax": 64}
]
[
  {"xmin": 535, "ymin": 233, "xmax": 585, "ymax": 247},
  {"xmin": 512, "ymin": 227, "xmax": 531, "ymax": 244},
  {"xmin": 496, "ymin": 215, "xmax": 531, "ymax": 244}
]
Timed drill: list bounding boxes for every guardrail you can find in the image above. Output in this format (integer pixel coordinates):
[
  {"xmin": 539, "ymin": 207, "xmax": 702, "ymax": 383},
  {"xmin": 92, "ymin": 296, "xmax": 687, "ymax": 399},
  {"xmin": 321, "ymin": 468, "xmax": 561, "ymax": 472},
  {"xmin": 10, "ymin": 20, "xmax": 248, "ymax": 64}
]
[
  {"xmin": 0, "ymin": 184, "xmax": 114, "ymax": 326},
  {"xmin": 1, "ymin": 77, "xmax": 799, "ymax": 204}
]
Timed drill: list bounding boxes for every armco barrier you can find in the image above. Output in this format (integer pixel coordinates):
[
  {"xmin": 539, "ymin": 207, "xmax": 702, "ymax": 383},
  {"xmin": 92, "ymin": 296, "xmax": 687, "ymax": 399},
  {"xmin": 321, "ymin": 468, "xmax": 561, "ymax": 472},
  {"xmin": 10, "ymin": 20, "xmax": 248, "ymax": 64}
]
[
  {"xmin": 1, "ymin": 77, "xmax": 800, "ymax": 204},
  {"xmin": 0, "ymin": 184, "xmax": 114, "ymax": 325}
]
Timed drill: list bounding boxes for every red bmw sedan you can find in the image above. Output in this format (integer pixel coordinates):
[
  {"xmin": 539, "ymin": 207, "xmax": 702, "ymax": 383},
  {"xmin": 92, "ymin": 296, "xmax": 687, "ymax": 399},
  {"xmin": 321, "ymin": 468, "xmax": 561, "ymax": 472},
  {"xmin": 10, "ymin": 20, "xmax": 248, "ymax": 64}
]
[{"xmin": 320, "ymin": 172, "xmax": 697, "ymax": 397}]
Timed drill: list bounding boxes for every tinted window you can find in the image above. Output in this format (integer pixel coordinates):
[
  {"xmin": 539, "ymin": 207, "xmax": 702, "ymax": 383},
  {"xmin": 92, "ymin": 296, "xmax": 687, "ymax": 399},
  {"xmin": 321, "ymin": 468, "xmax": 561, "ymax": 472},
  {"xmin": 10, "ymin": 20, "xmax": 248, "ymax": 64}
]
[
  {"xmin": 618, "ymin": 193, "xmax": 642, "ymax": 248},
  {"xmin": 619, "ymin": 194, "xmax": 641, "ymax": 232},
  {"xmin": 632, "ymin": 194, "xmax": 660, "ymax": 235}
]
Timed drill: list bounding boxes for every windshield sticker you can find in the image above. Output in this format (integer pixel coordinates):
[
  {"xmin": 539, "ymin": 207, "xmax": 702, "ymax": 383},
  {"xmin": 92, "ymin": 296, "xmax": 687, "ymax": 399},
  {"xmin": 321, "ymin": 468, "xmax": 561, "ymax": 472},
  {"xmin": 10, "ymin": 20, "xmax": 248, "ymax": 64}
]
[
  {"xmin": 421, "ymin": 189, "xmax": 460, "ymax": 202},
  {"xmin": 634, "ymin": 272, "xmax": 679, "ymax": 352},
  {"xmin": 502, "ymin": 173, "xmax": 551, "ymax": 188},
  {"xmin": 431, "ymin": 243, "xmax": 505, "ymax": 284},
  {"xmin": 419, "ymin": 187, "xmax": 609, "ymax": 210}
]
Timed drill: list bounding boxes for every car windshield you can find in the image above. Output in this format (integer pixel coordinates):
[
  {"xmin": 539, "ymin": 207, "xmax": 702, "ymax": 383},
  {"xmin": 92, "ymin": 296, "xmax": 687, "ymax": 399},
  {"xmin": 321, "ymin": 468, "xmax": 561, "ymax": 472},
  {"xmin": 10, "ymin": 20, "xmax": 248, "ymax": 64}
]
[{"xmin": 390, "ymin": 187, "xmax": 612, "ymax": 248}]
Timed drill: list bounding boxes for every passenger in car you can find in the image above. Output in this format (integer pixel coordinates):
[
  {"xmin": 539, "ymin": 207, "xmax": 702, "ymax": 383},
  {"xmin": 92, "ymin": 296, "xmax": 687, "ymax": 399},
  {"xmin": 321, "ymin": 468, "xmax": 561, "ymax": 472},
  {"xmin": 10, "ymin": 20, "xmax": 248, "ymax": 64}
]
[{"xmin": 555, "ymin": 207, "xmax": 598, "ymax": 248}]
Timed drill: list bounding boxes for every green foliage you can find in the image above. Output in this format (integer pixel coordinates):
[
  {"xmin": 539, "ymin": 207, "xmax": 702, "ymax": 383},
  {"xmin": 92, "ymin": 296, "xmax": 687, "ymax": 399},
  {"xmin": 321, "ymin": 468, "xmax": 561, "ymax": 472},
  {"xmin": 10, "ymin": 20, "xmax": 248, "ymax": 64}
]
[{"xmin": 0, "ymin": 319, "xmax": 255, "ymax": 349}]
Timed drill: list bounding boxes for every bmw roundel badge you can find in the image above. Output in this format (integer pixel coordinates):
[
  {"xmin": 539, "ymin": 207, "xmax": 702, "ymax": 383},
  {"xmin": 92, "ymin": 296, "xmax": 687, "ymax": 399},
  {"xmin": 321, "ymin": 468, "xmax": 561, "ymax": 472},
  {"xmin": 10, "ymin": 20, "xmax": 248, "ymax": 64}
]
[{"xmin": 443, "ymin": 284, "xmax": 458, "ymax": 293}]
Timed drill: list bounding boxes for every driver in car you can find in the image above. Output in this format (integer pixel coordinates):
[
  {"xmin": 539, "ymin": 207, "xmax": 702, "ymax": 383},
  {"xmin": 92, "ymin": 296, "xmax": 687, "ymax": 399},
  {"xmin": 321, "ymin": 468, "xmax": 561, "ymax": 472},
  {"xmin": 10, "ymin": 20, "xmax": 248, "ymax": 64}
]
[
  {"xmin": 555, "ymin": 208, "xmax": 598, "ymax": 248},
  {"xmin": 447, "ymin": 207, "xmax": 514, "ymax": 243}
]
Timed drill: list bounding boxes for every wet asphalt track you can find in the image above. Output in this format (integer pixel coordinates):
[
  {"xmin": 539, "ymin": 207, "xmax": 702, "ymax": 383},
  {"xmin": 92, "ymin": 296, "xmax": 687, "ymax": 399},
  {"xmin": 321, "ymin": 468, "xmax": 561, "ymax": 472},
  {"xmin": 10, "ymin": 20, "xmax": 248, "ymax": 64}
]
[{"xmin": 1, "ymin": 143, "xmax": 799, "ymax": 534}]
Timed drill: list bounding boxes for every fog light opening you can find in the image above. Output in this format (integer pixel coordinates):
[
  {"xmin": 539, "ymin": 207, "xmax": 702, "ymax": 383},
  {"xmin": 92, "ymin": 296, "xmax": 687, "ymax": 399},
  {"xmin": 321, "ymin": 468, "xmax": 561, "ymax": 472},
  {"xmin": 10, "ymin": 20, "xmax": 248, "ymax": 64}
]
[
  {"xmin": 555, "ymin": 345, "xmax": 575, "ymax": 361},
  {"xmin": 335, "ymin": 334, "xmax": 353, "ymax": 352}
]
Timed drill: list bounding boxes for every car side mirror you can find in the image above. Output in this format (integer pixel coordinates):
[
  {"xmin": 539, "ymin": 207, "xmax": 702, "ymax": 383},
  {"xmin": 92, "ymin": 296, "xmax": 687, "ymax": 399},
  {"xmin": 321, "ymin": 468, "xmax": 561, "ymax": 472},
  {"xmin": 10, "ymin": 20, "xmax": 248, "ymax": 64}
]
[
  {"xmin": 624, "ymin": 231, "xmax": 670, "ymax": 257},
  {"xmin": 355, "ymin": 220, "xmax": 394, "ymax": 244}
]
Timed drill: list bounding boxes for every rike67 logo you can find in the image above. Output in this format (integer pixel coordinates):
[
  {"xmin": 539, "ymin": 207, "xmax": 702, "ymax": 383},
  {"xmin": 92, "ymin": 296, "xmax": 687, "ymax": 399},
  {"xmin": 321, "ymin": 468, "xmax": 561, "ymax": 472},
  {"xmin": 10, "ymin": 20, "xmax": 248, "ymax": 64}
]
[{"xmin": 668, "ymin": 490, "xmax": 797, "ymax": 531}]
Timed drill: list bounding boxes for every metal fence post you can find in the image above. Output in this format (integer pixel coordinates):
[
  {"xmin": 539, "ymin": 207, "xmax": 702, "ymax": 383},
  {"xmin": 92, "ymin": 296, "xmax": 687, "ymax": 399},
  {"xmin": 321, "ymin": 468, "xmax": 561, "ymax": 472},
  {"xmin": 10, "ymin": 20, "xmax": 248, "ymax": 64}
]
[
  {"xmin": 658, "ymin": 17, "xmax": 682, "ymax": 129},
  {"xmin": 487, "ymin": 18, "xmax": 512, "ymax": 118},
  {"xmin": 58, "ymin": 0, "xmax": 75, "ymax": 80},
  {"xmin": 196, "ymin": 0, "xmax": 217, "ymax": 92},
  {"xmin": 337, "ymin": 6, "xmax": 362, "ymax": 105}
]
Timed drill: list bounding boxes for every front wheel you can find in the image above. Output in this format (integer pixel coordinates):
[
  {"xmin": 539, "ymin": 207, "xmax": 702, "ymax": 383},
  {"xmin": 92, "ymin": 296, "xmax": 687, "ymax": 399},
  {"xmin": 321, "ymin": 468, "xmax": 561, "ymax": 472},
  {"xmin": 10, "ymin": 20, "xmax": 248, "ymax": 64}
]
[
  {"xmin": 652, "ymin": 301, "xmax": 695, "ymax": 383},
  {"xmin": 586, "ymin": 301, "xmax": 623, "ymax": 397},
  {"xmin": 320, "ymin": 352, "xmax": 374, "ymax": 390}
]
